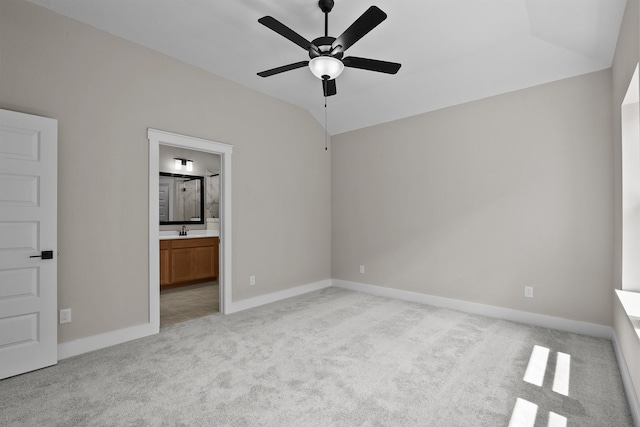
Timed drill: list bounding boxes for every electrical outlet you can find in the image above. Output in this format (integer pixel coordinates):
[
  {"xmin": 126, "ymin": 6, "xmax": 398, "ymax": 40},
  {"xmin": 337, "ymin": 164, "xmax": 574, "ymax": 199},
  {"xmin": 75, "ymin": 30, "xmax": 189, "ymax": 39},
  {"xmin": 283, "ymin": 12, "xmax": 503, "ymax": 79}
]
[
  {"xmin": 524, "ymin": 286, "xmax": 534, "ymax": 298},
  {"xmin": 59, "ymin": 308, "xmax": 71, "ymax": 324},
  {"xmin": 359, "ymin": 265, "xmax": 365, "ymax": 274},
  {"xmin": 249, "ymin": 275, "xmax": 256, "ymax": 286}
]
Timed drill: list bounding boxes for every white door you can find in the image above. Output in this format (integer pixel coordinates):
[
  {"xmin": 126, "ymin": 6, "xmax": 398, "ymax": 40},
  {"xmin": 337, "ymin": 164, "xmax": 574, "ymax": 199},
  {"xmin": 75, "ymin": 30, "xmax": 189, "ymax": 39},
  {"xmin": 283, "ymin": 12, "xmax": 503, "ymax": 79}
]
[{"xmin": 0, "ymin": 109, "xmax": 58, "ymax": 379}]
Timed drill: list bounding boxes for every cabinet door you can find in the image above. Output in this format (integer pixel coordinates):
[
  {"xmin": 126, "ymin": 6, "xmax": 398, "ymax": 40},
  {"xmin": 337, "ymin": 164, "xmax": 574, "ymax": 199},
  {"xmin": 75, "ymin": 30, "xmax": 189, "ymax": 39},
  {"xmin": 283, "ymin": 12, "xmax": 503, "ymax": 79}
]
[
  {"xmin": 171, "ymin": 248, "xmax": 195, "ymax": 283},
  {"xmin": 193, "ymin": 246, "xmax": 215, "ymax": 280},
  {"xmin": 160, "ymin": 247, "xmax": 170, "ymax": 286},
  {"xmin": 213, "ymin": 237, "xmax": 219, "ymax": 279}
]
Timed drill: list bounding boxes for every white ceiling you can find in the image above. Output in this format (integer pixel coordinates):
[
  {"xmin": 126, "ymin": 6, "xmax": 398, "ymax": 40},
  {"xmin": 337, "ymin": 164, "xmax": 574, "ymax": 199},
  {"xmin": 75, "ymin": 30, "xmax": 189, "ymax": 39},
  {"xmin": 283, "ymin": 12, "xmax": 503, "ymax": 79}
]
[{"xmin": 26, "ymin": 0, "xmax": 627, "ymax": 135}]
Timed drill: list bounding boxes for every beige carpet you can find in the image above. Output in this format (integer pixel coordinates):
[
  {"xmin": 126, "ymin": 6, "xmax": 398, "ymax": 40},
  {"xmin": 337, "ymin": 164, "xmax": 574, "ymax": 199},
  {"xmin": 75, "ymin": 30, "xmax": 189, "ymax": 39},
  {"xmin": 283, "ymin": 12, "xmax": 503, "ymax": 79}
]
[{"xmin": 0, "ymin": 288, "xmax": 633, "ymax": 426}]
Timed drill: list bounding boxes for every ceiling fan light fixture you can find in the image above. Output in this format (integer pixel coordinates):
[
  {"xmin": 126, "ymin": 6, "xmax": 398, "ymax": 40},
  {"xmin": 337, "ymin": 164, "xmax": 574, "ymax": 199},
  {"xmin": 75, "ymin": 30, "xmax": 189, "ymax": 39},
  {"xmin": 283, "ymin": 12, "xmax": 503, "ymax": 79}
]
[
  {"xmin": 309, "ymin": 56, "xmax": 344, "ymax": 80},
  {"xmin": 258, "ymin": 4, "xmax": 399, "ymax": 96}
]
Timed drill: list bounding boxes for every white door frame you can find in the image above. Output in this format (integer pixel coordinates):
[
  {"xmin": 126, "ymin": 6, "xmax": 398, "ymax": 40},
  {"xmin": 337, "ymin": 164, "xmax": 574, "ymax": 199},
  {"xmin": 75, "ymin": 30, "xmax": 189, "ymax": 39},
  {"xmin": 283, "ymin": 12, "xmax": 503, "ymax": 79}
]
[{"xmin": 147, "ymin": 129, "xmax": 233, "ymax": 331}]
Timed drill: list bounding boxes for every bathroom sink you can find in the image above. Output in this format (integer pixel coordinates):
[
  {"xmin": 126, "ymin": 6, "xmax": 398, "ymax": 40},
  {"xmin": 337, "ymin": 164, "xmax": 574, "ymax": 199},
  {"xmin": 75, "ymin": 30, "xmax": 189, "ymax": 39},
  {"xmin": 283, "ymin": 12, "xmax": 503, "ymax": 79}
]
[{"xmin": 159, "ymin": 230, "xmax": 219, "ymax": 240}]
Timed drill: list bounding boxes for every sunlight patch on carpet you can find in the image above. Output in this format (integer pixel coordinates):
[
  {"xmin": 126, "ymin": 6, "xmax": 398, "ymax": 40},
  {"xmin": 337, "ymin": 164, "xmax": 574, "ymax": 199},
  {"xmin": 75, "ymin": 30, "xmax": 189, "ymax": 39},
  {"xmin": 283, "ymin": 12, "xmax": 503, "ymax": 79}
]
[
  {"xmin": 523, "ymin": 345, "xmax": 549, "ymax": 387},
  {"xmin": 508, "ymin": 398, "xmax": 538, "ymax": 427},
  {"xmin": 548, "ymin": 411, "xmax": 568, "ymax": 427},
  {"xmin": 552, "ymin": 352, "xmax": 571, "ymax": 396}
]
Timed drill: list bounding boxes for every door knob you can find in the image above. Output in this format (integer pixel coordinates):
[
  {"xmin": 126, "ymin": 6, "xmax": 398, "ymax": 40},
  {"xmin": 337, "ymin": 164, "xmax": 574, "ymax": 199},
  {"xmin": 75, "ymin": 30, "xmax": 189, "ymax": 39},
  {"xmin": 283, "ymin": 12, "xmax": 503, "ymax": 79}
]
[{"xmin": 30, "ymin": 250, "xmax": 53, "ymax": 259}]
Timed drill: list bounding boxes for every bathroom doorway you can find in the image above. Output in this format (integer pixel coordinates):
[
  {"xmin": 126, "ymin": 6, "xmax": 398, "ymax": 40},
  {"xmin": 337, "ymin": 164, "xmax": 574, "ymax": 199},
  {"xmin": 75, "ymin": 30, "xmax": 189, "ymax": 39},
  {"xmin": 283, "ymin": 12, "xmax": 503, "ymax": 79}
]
[
  {"xmin": 158, "ymin": 146, "xmax": 221, "ymax": 327},
  {"xmin": 148, "ymin": 129, "xmax": 233, "ymax": 333}
]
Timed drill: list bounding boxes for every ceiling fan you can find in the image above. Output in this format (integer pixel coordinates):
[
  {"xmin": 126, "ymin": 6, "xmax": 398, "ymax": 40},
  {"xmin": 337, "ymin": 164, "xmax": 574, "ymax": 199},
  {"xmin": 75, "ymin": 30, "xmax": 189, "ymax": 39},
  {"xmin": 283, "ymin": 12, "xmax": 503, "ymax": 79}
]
[{"xmin": 257, "ymin": 0, "xmax": 401, "ymax": 97}]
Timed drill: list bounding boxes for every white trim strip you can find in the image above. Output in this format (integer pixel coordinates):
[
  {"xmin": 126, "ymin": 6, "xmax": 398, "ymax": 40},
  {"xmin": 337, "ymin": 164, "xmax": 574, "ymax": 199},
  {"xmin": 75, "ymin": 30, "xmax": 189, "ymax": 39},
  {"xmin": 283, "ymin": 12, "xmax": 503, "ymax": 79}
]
[
  {"xmin": 57, "ymin": 279, "xmax": 331, "ymax": 359},
  {"xmin": 611, "ymin": 329, "xmax": 640, "ymax": 426},
  {"xmin": 58, "ymin": 323, "xmax": 156, "ymax": 360},
  {"xmin": 226, "ymin": 280, "xmax": 332, "ymax": 314},
  {"xmin": 332, "ymin": 280, "xmax": 612, "ymax": 339}
]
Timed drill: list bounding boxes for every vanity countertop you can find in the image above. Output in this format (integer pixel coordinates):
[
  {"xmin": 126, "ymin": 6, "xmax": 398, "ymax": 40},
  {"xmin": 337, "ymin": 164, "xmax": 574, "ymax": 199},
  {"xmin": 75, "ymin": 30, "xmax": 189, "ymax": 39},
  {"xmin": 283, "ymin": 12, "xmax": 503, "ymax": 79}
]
[{"xmin": 159, "ymin": 230, "xmax": 219, "ymax": 240}]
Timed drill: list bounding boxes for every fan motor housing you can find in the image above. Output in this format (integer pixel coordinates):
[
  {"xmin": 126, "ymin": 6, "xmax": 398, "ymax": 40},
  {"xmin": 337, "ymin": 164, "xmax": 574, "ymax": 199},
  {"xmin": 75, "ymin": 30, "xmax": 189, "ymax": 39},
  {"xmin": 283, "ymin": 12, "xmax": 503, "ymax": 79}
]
[
  {"xmin": 318, "ymin": 0, "xmax": 335, "ymax": 13},
  {"xmin": 310, "ymin": 36, "xmax": 343, "ymax": 59}
]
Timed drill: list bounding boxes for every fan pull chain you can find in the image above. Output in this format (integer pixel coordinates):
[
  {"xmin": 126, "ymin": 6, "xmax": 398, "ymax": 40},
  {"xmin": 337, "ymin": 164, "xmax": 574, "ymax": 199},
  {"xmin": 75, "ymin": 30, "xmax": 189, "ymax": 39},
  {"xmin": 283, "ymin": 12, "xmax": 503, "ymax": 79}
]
[{"xmin": 324, "ymin": 96, "xmax": 328, "ymax": 151}]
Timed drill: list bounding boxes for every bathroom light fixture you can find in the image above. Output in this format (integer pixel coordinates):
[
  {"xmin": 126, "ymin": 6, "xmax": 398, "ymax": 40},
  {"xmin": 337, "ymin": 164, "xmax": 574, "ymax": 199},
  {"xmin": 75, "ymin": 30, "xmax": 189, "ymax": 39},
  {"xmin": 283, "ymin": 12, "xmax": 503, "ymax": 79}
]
[
  {"xmin": 309, "ymin": 56, "xmax": 344, "ymax": 80},
  {"xmin": 174, "ymin": 158, "xmax": 194, "ymax": 172}
]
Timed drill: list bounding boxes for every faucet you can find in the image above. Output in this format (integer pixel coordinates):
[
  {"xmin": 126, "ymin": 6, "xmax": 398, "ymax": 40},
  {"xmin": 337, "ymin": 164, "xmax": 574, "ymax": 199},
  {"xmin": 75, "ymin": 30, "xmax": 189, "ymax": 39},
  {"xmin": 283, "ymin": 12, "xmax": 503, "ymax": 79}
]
[{"xmin": 180, "ymin": 225, "xmax": 188, "ymax": 236}]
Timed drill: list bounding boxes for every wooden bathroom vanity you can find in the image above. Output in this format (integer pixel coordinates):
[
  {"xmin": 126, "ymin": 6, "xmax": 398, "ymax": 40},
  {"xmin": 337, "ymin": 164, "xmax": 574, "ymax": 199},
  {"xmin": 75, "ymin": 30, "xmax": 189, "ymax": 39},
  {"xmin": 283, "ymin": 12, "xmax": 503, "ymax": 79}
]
[{"xmin": 160, "ymin": 236, "xmax": 219, "ymax": 289}]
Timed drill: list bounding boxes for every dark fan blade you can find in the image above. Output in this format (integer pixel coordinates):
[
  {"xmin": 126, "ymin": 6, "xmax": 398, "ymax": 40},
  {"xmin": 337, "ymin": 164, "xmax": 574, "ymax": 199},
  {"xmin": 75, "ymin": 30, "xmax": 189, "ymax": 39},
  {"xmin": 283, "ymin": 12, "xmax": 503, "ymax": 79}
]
[
  {"xmin": 343, "ymin": 56, "xmax": 401, "ymax": 74},
  {"xmin": 258, "ymin": 61, "xmax": 309, "ymax": 77},
  {"xmin": 258, "ymin": 16, "xmax": 312, "ymax": 51},
  {"xmin": 332, "ymin": 6, "xmax": 387, "ymax": 53},
  {"xmin": 323, "ymin": 79, "xmax": 337, "ymax": 97}
]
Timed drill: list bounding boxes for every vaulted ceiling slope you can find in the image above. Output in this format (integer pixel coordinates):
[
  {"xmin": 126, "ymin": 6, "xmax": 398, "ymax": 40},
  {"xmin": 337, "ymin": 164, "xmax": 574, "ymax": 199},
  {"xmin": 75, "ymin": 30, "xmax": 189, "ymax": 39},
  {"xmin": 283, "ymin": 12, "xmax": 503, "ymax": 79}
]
[{"xmin": 26, "ymin": 0, "xmax": 626, "ymax": 135}]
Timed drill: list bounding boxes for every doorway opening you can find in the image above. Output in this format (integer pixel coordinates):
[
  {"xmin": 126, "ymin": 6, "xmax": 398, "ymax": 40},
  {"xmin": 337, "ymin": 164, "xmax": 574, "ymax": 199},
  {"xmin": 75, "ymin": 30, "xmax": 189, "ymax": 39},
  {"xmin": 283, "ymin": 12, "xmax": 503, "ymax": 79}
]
[
  {"xmin": 148, "ymin": 129, "xmax": 233, "ymax": 333},
  {"xmin": 158, "ymin": 146, "xmax": 221, "ymax": 327}
]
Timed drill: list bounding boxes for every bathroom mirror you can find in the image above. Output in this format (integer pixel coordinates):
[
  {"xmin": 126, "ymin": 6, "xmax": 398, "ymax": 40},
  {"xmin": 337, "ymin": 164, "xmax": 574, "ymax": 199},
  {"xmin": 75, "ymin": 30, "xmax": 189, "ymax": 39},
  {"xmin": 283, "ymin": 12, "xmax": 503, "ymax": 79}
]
[{"xmin": 159, "ymin": 172, "xmax": 205, "ymax": 225}]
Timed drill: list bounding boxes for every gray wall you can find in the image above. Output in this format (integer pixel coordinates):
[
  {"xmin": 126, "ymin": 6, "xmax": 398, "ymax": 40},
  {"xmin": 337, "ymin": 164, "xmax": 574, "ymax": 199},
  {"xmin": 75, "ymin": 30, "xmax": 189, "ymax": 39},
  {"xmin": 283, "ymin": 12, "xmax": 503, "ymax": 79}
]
[
  {"xmin": 332, "ymin": 70, "xmax": 614, "ymax": 326},
  {"xmin": 612, "ymin": 0, "xmax": 640, "ymax": 408},
  {"xmin": 0, "ymin": 0, "xmax": 331, "ymax": 343}
]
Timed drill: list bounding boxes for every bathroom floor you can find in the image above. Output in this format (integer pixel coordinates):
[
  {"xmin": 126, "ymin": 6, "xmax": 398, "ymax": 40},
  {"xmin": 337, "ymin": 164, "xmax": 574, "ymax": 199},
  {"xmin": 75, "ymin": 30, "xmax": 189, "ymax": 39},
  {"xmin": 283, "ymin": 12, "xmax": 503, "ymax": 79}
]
[{"xmin": 160, "ymin": 281, "xmax": 219, "ymax": 328}]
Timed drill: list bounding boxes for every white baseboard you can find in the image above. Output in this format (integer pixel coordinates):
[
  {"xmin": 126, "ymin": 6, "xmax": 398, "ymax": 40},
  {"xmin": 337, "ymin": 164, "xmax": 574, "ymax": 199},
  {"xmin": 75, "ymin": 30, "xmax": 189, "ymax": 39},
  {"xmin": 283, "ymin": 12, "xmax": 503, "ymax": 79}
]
[
  {"xmin": 612, "ymin": 330, "xmax": 640, "ymax": 427},
  {"xmin": 226, "ymin": 279, "xmax": 332, "ymax": 314},
  {"xmin": 58, "ymin": 322, "xmax": 158, "ymax": 360},
  {"xmin": 56, "ymin": 278, "xmax": 611, "ymax": 360},
  {"xmin": 332, "ymin": 279, "xmax": 612, "ymax": 339},
  {"xmin": 57, "ymin": 279, "xmax": 331, "ymax": 360}
]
